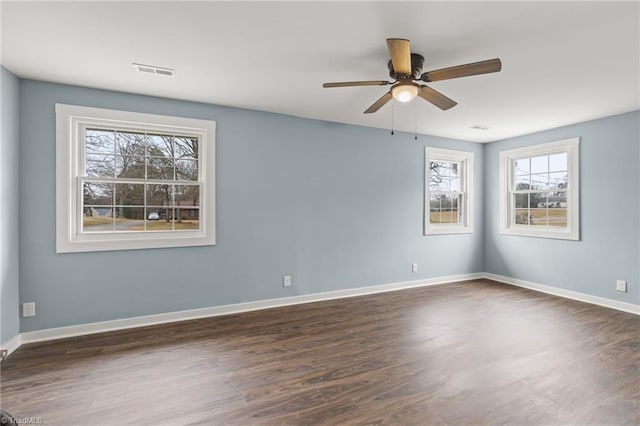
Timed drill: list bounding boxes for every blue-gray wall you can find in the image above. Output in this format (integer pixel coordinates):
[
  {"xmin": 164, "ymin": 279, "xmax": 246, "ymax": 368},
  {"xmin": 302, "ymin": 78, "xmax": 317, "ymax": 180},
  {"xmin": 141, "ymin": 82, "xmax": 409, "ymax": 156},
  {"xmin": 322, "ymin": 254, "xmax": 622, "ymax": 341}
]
[
  {"xmin": 1, "ymin": 66, "xmax": 20, "ymax": 344},
  {"xmin": 13, "ymin": 78, "xmax": 639, "ymax": 335},
  {"xmin": 484, "ymin": 111, "xmax": 640, "ymax": 305},
  {"xmin": 18, "ymin": 80, "xmax": 484, "ymax": 332}
]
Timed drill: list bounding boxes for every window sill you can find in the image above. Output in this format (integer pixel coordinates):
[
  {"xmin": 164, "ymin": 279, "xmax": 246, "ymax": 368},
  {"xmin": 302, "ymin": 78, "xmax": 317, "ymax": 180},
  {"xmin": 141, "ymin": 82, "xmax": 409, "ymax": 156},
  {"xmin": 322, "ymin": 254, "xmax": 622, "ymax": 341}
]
[
  {"xmin": 57, "ymin": 231, "xmax": 215, "ymax": 253},
  {"xmin": 500, "ymin": 226, "xmax": 579, "ymax": 241},
  {"xmin": 425, "ymin": 226, "xmax": 474, "ymax": 236}
]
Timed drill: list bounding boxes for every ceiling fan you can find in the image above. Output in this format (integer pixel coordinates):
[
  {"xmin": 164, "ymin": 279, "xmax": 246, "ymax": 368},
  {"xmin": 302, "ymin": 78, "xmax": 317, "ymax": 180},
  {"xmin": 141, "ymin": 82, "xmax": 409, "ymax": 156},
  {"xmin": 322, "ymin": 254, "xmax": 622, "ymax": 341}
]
[{"xmin": 322, "ymin": 38, "xmax": 502, "ymax": 113}]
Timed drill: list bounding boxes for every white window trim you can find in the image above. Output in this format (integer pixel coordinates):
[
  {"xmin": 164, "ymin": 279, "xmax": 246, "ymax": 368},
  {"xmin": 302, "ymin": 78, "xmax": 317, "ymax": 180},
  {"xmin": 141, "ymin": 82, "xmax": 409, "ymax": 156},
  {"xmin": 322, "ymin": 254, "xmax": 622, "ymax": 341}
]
[
  {"xmin": 56, "ymin": 104, "xmax": 216, "ymax": 253},
  {"xmin": 424, "ymin": 147, "xmax": 474, "ymax": 235},
  {"xmin": 499, "ymin": 137, "xmax": 579, "ymax": 240}
]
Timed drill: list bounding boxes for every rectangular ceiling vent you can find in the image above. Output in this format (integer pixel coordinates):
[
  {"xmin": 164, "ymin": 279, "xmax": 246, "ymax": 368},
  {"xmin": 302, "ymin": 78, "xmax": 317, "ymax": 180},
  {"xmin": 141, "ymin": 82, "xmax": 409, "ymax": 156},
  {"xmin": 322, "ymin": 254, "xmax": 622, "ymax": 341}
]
[
  {"xmin": 133, "ymin": 63, "xmax": 175, "ymax": 77},
  {"xmin": 469, "ymin": 124, "xmax": 490, "ymax": 131}
]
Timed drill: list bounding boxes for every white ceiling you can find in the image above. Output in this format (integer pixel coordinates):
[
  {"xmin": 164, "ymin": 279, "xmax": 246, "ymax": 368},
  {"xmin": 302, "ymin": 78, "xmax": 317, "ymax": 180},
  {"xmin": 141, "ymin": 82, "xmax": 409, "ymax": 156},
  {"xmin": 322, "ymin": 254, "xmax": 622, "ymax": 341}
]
[{"xmin": 1, "ymin": 1, "xmax": 638, "ymax": 142}]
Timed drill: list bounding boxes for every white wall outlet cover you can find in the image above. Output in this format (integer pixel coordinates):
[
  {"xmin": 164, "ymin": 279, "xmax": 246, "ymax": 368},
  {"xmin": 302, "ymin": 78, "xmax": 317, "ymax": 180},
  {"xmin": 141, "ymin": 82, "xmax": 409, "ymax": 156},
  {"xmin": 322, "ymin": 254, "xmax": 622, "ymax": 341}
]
[
  {"xmin": 23, "ymin": 302, "xmax": 36, "ymax": 317},
  {"xmin": 412, "ymin": 263, "xmax": 418, "ymax": 273},
  {"xmin": 616, "ymin": 280, "xmax": 627, "ymax": 292},
  {"xmin": 283, "ymin": 275, "xmax": 292, "ymax": 287}
]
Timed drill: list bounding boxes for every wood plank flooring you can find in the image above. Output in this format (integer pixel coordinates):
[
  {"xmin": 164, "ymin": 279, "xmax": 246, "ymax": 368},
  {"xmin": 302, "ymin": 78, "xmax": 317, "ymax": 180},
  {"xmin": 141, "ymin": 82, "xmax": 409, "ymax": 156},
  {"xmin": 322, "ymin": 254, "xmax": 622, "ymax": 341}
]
[{"xmin": 1, "ymin": 279, "xmax": 638, "ymax": 425}]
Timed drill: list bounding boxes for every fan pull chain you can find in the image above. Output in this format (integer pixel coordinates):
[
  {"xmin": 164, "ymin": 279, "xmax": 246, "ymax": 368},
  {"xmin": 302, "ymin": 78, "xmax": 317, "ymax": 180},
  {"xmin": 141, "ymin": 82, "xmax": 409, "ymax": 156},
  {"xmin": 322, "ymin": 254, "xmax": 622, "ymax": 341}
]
[
  {"xmin": 414, "ymin": 114, "xmax": 418, "ymax": 140},
  {"xmin": 391, "ymin": 104, "xmax": 395, "ymax": 135}
]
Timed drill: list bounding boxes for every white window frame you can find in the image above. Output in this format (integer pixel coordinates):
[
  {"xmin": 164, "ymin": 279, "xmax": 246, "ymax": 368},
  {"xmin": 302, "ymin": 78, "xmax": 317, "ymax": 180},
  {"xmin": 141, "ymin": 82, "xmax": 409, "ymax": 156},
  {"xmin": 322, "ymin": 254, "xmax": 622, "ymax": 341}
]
[
  {"xmin": 424, "ymin": 147, "xmax": 474, "ymax": 235},
  {"xmin": 499, "ymin": 137, "xmax": 579, "ymax": 240},
  {"xmin": 56, "ymin": 104, "xmax": 216, "ymax": 253}
]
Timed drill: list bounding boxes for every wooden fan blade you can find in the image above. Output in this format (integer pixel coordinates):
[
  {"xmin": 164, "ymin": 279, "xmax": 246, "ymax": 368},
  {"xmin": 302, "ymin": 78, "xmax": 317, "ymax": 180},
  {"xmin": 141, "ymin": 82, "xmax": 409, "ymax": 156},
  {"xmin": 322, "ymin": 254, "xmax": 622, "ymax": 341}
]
[
  {"xmin": 386, "ymin": 38, "xmax": 412, "ymax": 75},
  {"xmin": 364, "ymin": 91, "xmax": 393, "ymax": 114},
  {"xmin": 421, "ymin": 58, "xmax": 502, "ymax": 82},
  {"xmin": 323, "ymin": 81, "xmax": 390, "ymax": 88},
  {"xmin": 418, "ymin": 86, "xmax": 457, "ymax": 110}
]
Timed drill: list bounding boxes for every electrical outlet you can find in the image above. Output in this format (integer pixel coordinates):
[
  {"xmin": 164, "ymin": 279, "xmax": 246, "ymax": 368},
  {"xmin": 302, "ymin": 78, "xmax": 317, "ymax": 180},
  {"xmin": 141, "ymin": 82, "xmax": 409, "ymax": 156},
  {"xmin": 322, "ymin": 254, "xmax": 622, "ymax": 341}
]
[
  {"xmin": 411, "ymin": 263, "xmax": 418, "ymax": 273},
  {"xmin": 283, "ymin": 275, "xmax": 292, "ymax": 287},
  {"xmin": 616, "ymin": 280, "xmax": 627, "ymax": 292},
  {"xmin": 23, "ymin": 302, "xmax": 36, "ymax": 317}
]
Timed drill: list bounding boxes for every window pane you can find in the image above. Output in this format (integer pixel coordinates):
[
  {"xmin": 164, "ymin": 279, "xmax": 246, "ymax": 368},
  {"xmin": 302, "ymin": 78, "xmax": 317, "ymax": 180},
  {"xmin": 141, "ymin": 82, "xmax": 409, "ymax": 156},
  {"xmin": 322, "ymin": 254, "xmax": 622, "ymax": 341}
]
[
  {"xmin": 549, "ymin": 172, "xmax": 567, "ymax": 190},
  {"xmin": 116, "ymin": 156, "xmax": 146, "ymax": 178},
  {"xmin": 146, "ymin": 212, "xmax": 173, "ymax": 231},
  {"xmin": 175, "ymin": 185, "xmax": 200, "ymax": 207},
  {"xmin": 173, "ymin": 208, "xmax": 200, "ymax": 230},
  {"xmin": 449, "ymin": 176, "xmax": 459, "ymax": 192},
  {"xmin": 451, "ymin": 195, "xmax": 459, "ymax": 224},
  {"xmin": 514, "ymin": 193, "xmax": 529, "ymax": 208},
  {"xmin": 441, "ymin": 192, "xmax": 454, "ymax": 209},
  {"xmin": 456, "ymin": 193, "xmax": 464, "ymax": 224},
  {"xmin": 530, "ymin": 208, "xmax": 548, "ymax": 226},
  {"xmin": 531, "ymin": 155, "xmax": 548, "ymax": 174},
  {"xmin": 429, "ymin": 161, "xmax": 449, "ymax": 191},
  {"xmin": 548, "ymin": 209, "xmax": 567, "ymax": 227},
  {"xmin": 83, "ymin": 182, "xmax": 113, "ymax": 206},
  {"xmin": 147, "ymin": 157, "xmax": 175, "ymax": 180},
  {"xmin": 115, "ymin": 183, "xmax": 144, "ymax": 206},
  {"xmin": 147, "ymin": 134, "xmax": 173, "ymax": 158},
  {"xmin": 514, "ymin": 209, "xmax": 529, "ymax": 225},
  {"xmin": 437, "ymin": 209, "xmax": 454, "ymax": 223},
  {"xmin": 175, "ymin": 159, "xmax": 198, "ymax": 181},
  {"xmin": 530, "ymin": 173, "xmax": 549, "ymax": 190},
  {"xmin": 432, "ymin": 161, "xmax": 450, "ymax": 174},
  {"xmin": 86, "ymin": 129, "xmax": 114, "ymax": 155},
  {"xmin": 514, "ymin": 158, "xmax": 530, "ymax": 175},
  {"xmin": 451, "ymin": 162, "xmax": 459, "ymax": 176},
  {"xmin": 114, "ymin": 207, "xmax": 145, "ymax": 231},
  {"xmin": 175, "ymin": 137, "xmax": 198, "ymax": 160},
  {"xmin": 515, "ymin": 175, "xmax": 530, "ymax": 190},
  {"xmin": 430, "ymin": 194, "xmax": 442, "ymax": 223},
  {"xmin": 442, "ymin": 193, "xmax": 455, "ymax": 223},
  {"xmin": 531, "ymin": 192, "xmax": 547, "ymax": 208},
  {"xmin": 549, "ymin": 153, "xmax": 567, "ymax": 172},
  {"xmin": 86, "ymin": 154, "xmax": 115, "ymax": 177},
  {"xmin": 116, "ymin": 131, "xmax": 145, "ymax": 156},
  {"xmin": 146, "ymin": 184, "xmax": 172, "ymax": 207},
  {"xmin": 83, "ymin": 208, "xmax": 113, "ymax": 232},
  {"xmin": 554, "ymin": 191, "xmax": 567, "ymax": 207}
]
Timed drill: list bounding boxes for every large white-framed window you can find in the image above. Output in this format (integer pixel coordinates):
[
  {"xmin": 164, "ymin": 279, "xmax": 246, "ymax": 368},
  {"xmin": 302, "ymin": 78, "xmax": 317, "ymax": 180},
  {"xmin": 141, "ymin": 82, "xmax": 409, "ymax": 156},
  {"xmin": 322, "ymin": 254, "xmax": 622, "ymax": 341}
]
[
  {"xmin": 425, "ymin": 147, "xmax": 474, "ymax": 235},
  {"xmin": 56, "ymin": 104, "xmax": 215, "ymax": 253},
  {"xmin": 499, "ymin": 137, "xmax": 579, "ymax": 240}
]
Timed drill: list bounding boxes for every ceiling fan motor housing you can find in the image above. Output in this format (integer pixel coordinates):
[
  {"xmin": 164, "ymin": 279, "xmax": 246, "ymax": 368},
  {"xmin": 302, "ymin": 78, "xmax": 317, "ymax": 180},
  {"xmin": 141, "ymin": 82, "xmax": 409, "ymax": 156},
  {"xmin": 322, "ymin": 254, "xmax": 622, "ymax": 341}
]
[{"xmin": 388, "ymin": 53, "xmax": 425, "ymax": 79}]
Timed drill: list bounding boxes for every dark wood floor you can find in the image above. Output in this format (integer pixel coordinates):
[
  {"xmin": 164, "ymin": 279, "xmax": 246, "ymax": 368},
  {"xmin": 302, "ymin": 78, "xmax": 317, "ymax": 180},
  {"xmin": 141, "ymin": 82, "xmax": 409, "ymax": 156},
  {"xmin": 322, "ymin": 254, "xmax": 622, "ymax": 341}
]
[{"xmin": 1, "ymin": 279, "xmax": 638, "ymax": 425}]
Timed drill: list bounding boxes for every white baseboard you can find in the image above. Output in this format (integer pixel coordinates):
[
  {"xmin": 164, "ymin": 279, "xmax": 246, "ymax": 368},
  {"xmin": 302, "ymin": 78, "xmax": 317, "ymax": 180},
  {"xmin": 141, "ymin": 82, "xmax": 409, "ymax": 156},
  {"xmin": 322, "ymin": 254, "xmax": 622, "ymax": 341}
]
[
  {"xmin": 483, "ymin": 273, "xmax": 640, "ymax": 315},
  {"xmin": 20, "ymin": 273, "xmax": 483, "ymax": 345},
  {"xmin": 1, "ymin": 333, "xmax": 22, "ymax": 359},
  {"xmin": 6, "ymin": 271, "xmax": 637, "ymax": 358}
]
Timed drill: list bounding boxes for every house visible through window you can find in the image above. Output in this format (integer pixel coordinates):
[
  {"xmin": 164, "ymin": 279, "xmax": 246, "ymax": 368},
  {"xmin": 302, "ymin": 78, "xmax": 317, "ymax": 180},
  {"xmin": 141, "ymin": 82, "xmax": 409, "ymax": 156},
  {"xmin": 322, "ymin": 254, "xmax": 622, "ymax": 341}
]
[
  {"xmin": 56, "ymin": 104, "xmax": 215, "ymax": 253},
  {"xmin": 499, "ymin": 138, "xmax": 579, "ymax": 240},
  {"xmin": 425, "ymin": 147, "xmax": 474, "ymax": 235}
]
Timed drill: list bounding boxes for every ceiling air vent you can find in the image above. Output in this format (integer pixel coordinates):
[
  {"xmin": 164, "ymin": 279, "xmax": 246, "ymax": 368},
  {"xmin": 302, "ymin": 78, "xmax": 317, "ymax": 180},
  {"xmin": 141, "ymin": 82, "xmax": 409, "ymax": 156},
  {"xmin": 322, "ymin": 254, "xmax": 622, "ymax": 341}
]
[
  {"xmin": 133, "ymin": 63, "xmax": 175, "ymax": 77},
  {"xmin": 469, "ymin": 124, "xmax": 490, "ymax": 131}
]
